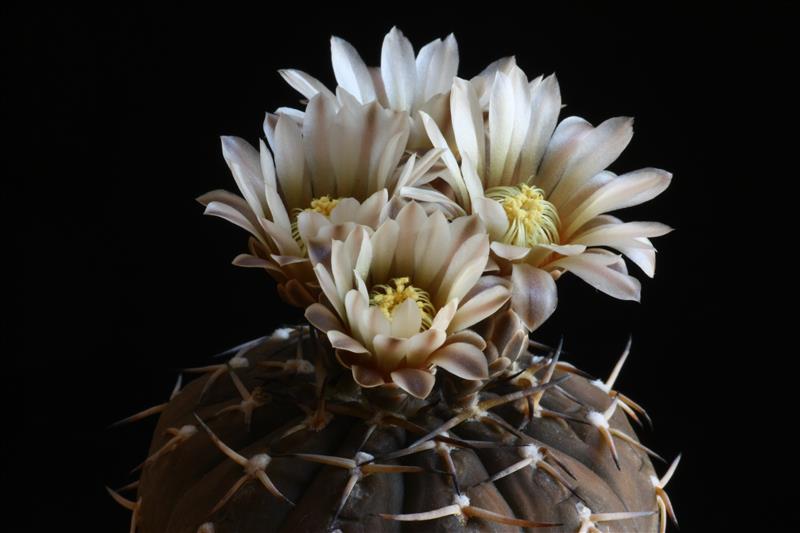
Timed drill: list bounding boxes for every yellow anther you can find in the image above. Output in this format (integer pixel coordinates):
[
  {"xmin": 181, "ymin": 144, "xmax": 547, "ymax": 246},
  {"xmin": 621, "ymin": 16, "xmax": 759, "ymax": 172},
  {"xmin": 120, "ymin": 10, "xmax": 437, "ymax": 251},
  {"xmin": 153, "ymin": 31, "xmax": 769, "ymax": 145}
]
[
  {"xmin": 307, "ymin": 196, "xmax": 340, "ymax": 217},
  {"xmin": 370, "ymin": 277, "xmax": 435, "ymax": 331},
  {"xmin": 485, "ymin": 184, "xmax": 559, "ymax": 248}
]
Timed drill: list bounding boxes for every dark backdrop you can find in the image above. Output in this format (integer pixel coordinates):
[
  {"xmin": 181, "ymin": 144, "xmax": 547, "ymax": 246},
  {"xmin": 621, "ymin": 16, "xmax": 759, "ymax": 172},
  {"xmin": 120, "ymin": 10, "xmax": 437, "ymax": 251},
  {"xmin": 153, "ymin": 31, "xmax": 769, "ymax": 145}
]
[{"xmin": 16, "ymin": 3, "xmax": 786, "ymax": 531}]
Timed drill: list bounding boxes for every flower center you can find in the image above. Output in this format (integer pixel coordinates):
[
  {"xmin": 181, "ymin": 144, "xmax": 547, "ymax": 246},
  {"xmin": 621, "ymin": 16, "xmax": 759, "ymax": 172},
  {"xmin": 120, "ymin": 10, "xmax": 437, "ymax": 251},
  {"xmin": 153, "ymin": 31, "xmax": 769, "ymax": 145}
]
[
  {"xmin": 369, "ymin": 277, "xmax": 435, "ymax": 331},
  {"xmin": 485, "ymin": 184, "xmax": 559, "ymax": 248},
  {"xmin": 291, "ymin": 196, "xmax": 342, "ymax": 253},
  {"xmin": 306, "ymin": 195, "xmax": 340, "ymax": 217}
]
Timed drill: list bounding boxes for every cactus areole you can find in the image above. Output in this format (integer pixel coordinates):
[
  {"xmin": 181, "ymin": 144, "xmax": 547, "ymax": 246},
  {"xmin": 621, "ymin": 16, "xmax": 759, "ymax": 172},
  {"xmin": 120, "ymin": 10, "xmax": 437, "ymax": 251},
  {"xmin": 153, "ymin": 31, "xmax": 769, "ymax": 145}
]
[{"xmin": 108, "ymin": 27, "xmax": 678, "ymax": 533}]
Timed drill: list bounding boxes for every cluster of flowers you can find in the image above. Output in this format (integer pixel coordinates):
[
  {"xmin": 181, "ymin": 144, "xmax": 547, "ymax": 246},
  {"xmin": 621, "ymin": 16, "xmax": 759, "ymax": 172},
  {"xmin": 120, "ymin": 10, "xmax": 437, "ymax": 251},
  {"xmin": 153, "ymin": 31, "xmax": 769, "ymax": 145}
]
[{"xmin": 200, "ymin": 28, "xmax": 672, "ymax": 399}]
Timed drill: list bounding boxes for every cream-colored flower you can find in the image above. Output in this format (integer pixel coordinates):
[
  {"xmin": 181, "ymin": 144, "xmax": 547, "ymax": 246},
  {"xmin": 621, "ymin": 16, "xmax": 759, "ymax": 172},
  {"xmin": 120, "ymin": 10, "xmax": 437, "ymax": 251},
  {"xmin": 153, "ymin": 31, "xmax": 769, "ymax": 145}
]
[
  {"xmin": 199, "ymin": 92, "xmax": 439, "ymax": 307},
  {"xmin": 304, "ymin": 202, "xmax": 511, "ymax": 399},
  {"xmin": 277, "ymin": 26, "xmax": 458, "ymax": 151},
  {"xmin": 411, "ymin": 59, "xmax": 672, "ymax": 330}
]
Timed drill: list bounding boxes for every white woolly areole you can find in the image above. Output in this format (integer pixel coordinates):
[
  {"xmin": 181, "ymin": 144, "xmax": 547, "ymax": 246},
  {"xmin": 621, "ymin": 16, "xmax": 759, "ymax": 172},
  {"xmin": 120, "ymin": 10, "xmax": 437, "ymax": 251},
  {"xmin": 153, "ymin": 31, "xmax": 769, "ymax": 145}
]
[
  {"xmin": 246, "ymin": 453, "xmax": 271, "ymax": 473},
  {"xmin": 575, "ymin": 502, "xmax": 592, "ymax": 520},
  {"xmin": 229, "ymin": 355, "xmax": 250, "ymax": 368},
  {"xmin": 179, "ymin": 425, "xmax": 198, "ymax": 437},
  {"xmin": 519, "ymin": 444, "xmax": 543, "ymax": 462},
  {"xmin": 355, "ymin": 451, "xmax": 374, "ymax": 465},
  {"xmin": 285, "ymin": 358, "xmax": 314, "ymax": 374},
  {"xmin": 590, "ymin": 378, "xmax": 611, "ymax": 393},
  {"xmin": 453, "ymin": 493, "xmax": 471, "ymax": 508},
  {"xmin": 197, "ymin": 523, "xmax": 215, "ymax": 533},
  {"xmin": 587, "ymin": 410, "xmax": 609, "ymax": 429},
  {"xmin": 272, "ymin": 327, "xmax": 294, "ymax": 340}
]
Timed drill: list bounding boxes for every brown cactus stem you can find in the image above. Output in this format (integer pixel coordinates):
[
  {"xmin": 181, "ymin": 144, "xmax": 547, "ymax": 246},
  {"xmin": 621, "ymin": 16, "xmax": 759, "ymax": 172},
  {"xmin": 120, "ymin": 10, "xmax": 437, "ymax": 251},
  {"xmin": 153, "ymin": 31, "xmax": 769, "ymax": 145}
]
[{"xmin": 125, "ymin": 330, "xmax": 670, "ymax": 532}]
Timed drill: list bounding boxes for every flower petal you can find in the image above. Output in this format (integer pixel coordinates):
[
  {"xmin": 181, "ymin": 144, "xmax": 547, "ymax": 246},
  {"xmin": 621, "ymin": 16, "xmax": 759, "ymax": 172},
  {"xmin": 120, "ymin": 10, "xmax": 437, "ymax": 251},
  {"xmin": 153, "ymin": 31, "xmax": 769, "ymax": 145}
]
[
  {"xmin": 564, "ymin": 168, "xmax": 673, "ymax": 237},
  {"xmin": 534, "ymin": 116, "xmax": 593, "ymax": 197},
  {"xmin": 314, "ymin": 263, "xmax": 344, "ymax": 319},
  {"xmin": 374, "ymin": 334, "xmax": 408, "ymax": 371},
  {"xmin": 305, "ymin": 303, "xmax": 342, "ymax": 333},
  {"xmin": 232, "ymin": 254, "xmax": 270, "ymax": 268},
  {"xmin": 394, "ymin": 202, "xmax": 428, "ymax": 276},
  {"xmin": 450, "ymin": 78, "xmax": 485, "ymax": 175},
  {"xmin": 491, "ymin": 241, "xmax": 530, "ymax": 261},
  {"xmin": 572, "ymin": 221, "xmax": 673, "ymax": 248},
  {"xmin": 549, "ymin": 117, "xmax": 634, "ymax": 208},
  {"xmin": 330, "ymin": 36, "xmax": 376, "ymax": 103},
  {"xmin": 517, "ymin": 74, "xmax": 561, "ymax": 182},
  {"xmin": 429, "ymin": 342, "xmax": 489, "ymax": 380},
  {"xmin": 259, "ymin": 140, "xmax": 292, "ymax": 231},
  {"xmin": 390, "ymin": 298, "xmax": 422, "ymax": 339},
  {"xmin": 487, "ymin": 71, "xmax": 515, "ymax": 187},
  {"xmin": 296, "ymin": 211, "xmax": 330, "ymax": 248},
  {"xmin": 445, "ymin": 329, "xmax": 487, "ymax": 351},
  {"xmin": 328, "ymin": 330, "xmax": 369, "ymax": 354},
  {"xmin": 352, "ymin": 365, "xmax": 385, "ymax": 388},
  {"xmin": 413, "ymin": 210, "xmax": 451, "ymax": 287},
  {"xmin": 474, "ymin": 196, "xmax": 509, "ymax": 242},
  {"xmin": 450, "ymin": 284, "xmax": 511, "ymax": 332},
  {"xmin": 370, "ymin": 219, "xmax": 399, "ymax": 284},
  {"xmin": 272, "ymin": 116, "xmax": 308, "ymax": 211},
  {"xmin": 203, "ymin": 201, "xmax": 264, "ymax": 242},
  {"xmin": 550, "ymin": 252, "xmax": 642, "ymax": 301},
  {"xmin": 279, "ymin": 68, "xmax": 335, "ymax": 100},
  {"xmin": 415, "ymin": 33, "xmax": 458, "ymax": 103},
  {"xmin": 381, "ymin": 27, "xmax": 416, "ymax": 112},
  {"xmin": 405, "ymin": 328, "xmax": 447, "ymax": 367},
  {"xmin": 616, "ymin": 242, "xmax": 658, "ymax": 278},
  {"xmin": 430, "ymin": 300, "xmax": 458, "ymax": 331},
  {"xmin": 510, "ymin": 263, "xmax": 558, "ymax": 331},
  {"xmin": 220, "ymin": 136, "xmax": 268, "ymax": 217},
  {"xmin": 390, "ymin": 368, "xmax": 435, "ymax": 399}
]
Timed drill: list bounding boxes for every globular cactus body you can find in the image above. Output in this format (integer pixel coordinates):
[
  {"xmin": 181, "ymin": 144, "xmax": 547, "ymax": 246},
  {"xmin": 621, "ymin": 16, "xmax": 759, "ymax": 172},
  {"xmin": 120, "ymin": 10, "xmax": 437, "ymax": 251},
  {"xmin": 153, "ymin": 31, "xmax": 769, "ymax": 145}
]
[{"xmin": 121, "ymin": 328, "xmax": 671, "ymax": 533}]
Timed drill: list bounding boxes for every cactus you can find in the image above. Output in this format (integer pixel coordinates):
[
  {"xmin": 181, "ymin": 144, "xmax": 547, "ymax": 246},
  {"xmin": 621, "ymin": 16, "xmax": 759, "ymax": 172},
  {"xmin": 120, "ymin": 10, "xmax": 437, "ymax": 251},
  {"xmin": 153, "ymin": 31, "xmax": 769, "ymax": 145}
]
[
  {"xmin": 107, "ymin": 26, "xmax": 678, "ymax": 533},
  {"xmin": 110, "ymin": 327, "xmax": 677, "ymax": 532}
]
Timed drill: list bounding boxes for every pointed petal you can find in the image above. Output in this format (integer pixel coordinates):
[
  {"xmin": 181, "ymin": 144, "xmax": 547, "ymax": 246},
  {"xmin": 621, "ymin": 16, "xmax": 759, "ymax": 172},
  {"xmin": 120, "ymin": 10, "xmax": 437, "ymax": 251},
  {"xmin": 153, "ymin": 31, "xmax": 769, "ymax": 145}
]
[
  {"xmin": 550, "ymin": 253, "xmax": 641, "ymax": 301},
  {"xmin": 279, "ymin": 68, "xmax": 335, "ymax": 100},
  {"xmin": 220, "ymin": 136, "xmax": 267, "ymax": 217},
  {"xmin": 381, "ymin": 27, "xmax": 416, "ymax": 111},
  {"xmin": 450, "ymin": 284, "xmax": 510, "ymax": 332},
  {"xmin": 450, "ymin": 78, "xmax": 485, "ymax": 175},
  {"xmin": 550, "ymin": 117, "xmax": 635, "ymax": 208},
  {"xmin": 565, "ymin": 168, "xmax": 672, "ymax": 237},
  {"xmin": 331, "ymin": 36, "xmax": 376, "ymax": 103}
]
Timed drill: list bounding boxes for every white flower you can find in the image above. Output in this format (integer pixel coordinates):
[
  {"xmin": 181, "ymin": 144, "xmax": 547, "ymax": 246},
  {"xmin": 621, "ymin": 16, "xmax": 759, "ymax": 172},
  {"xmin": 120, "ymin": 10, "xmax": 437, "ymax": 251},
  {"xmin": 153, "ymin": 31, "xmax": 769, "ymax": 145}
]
[
  {"xmin": 277, "ymin": 26, "xmax": 459, "ymax": 151},
  {"xmin": 412, "ymin": 59, "xmax": 672, "ymax": 330},
  {"xmin": 199, "ymin": 93, "xmax": 439, "ymax": 307},
  {"xmin": 304, "ymin": 202, "xmax": 511, "ymax": 398}
]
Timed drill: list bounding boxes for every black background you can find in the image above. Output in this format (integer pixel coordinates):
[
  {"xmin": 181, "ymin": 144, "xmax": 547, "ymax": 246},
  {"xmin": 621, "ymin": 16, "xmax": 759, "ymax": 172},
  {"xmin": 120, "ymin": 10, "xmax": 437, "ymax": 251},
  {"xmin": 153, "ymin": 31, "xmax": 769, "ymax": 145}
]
[{"xmin": 15, "ymin": 2, "xmax": 787, "ymax": 531}]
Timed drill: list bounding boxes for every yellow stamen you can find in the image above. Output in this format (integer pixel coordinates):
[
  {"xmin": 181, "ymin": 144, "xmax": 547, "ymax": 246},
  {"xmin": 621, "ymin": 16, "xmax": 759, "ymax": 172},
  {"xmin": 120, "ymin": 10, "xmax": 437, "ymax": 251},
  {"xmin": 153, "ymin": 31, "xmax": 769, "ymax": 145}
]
[
  {"xmin": 307, "ymin": 196, "xmax": 340, "ymax": 217},
  {"xmin": 370, "ymin": 277, "xmax": 436, "ymax": 331},
  {"xmin": 485, "ymin": 184, "xmax": 559, "ymax": 248},
  {"xmin": 290, "ymin": 196, "xmax": 342, "ymax": 253}
]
